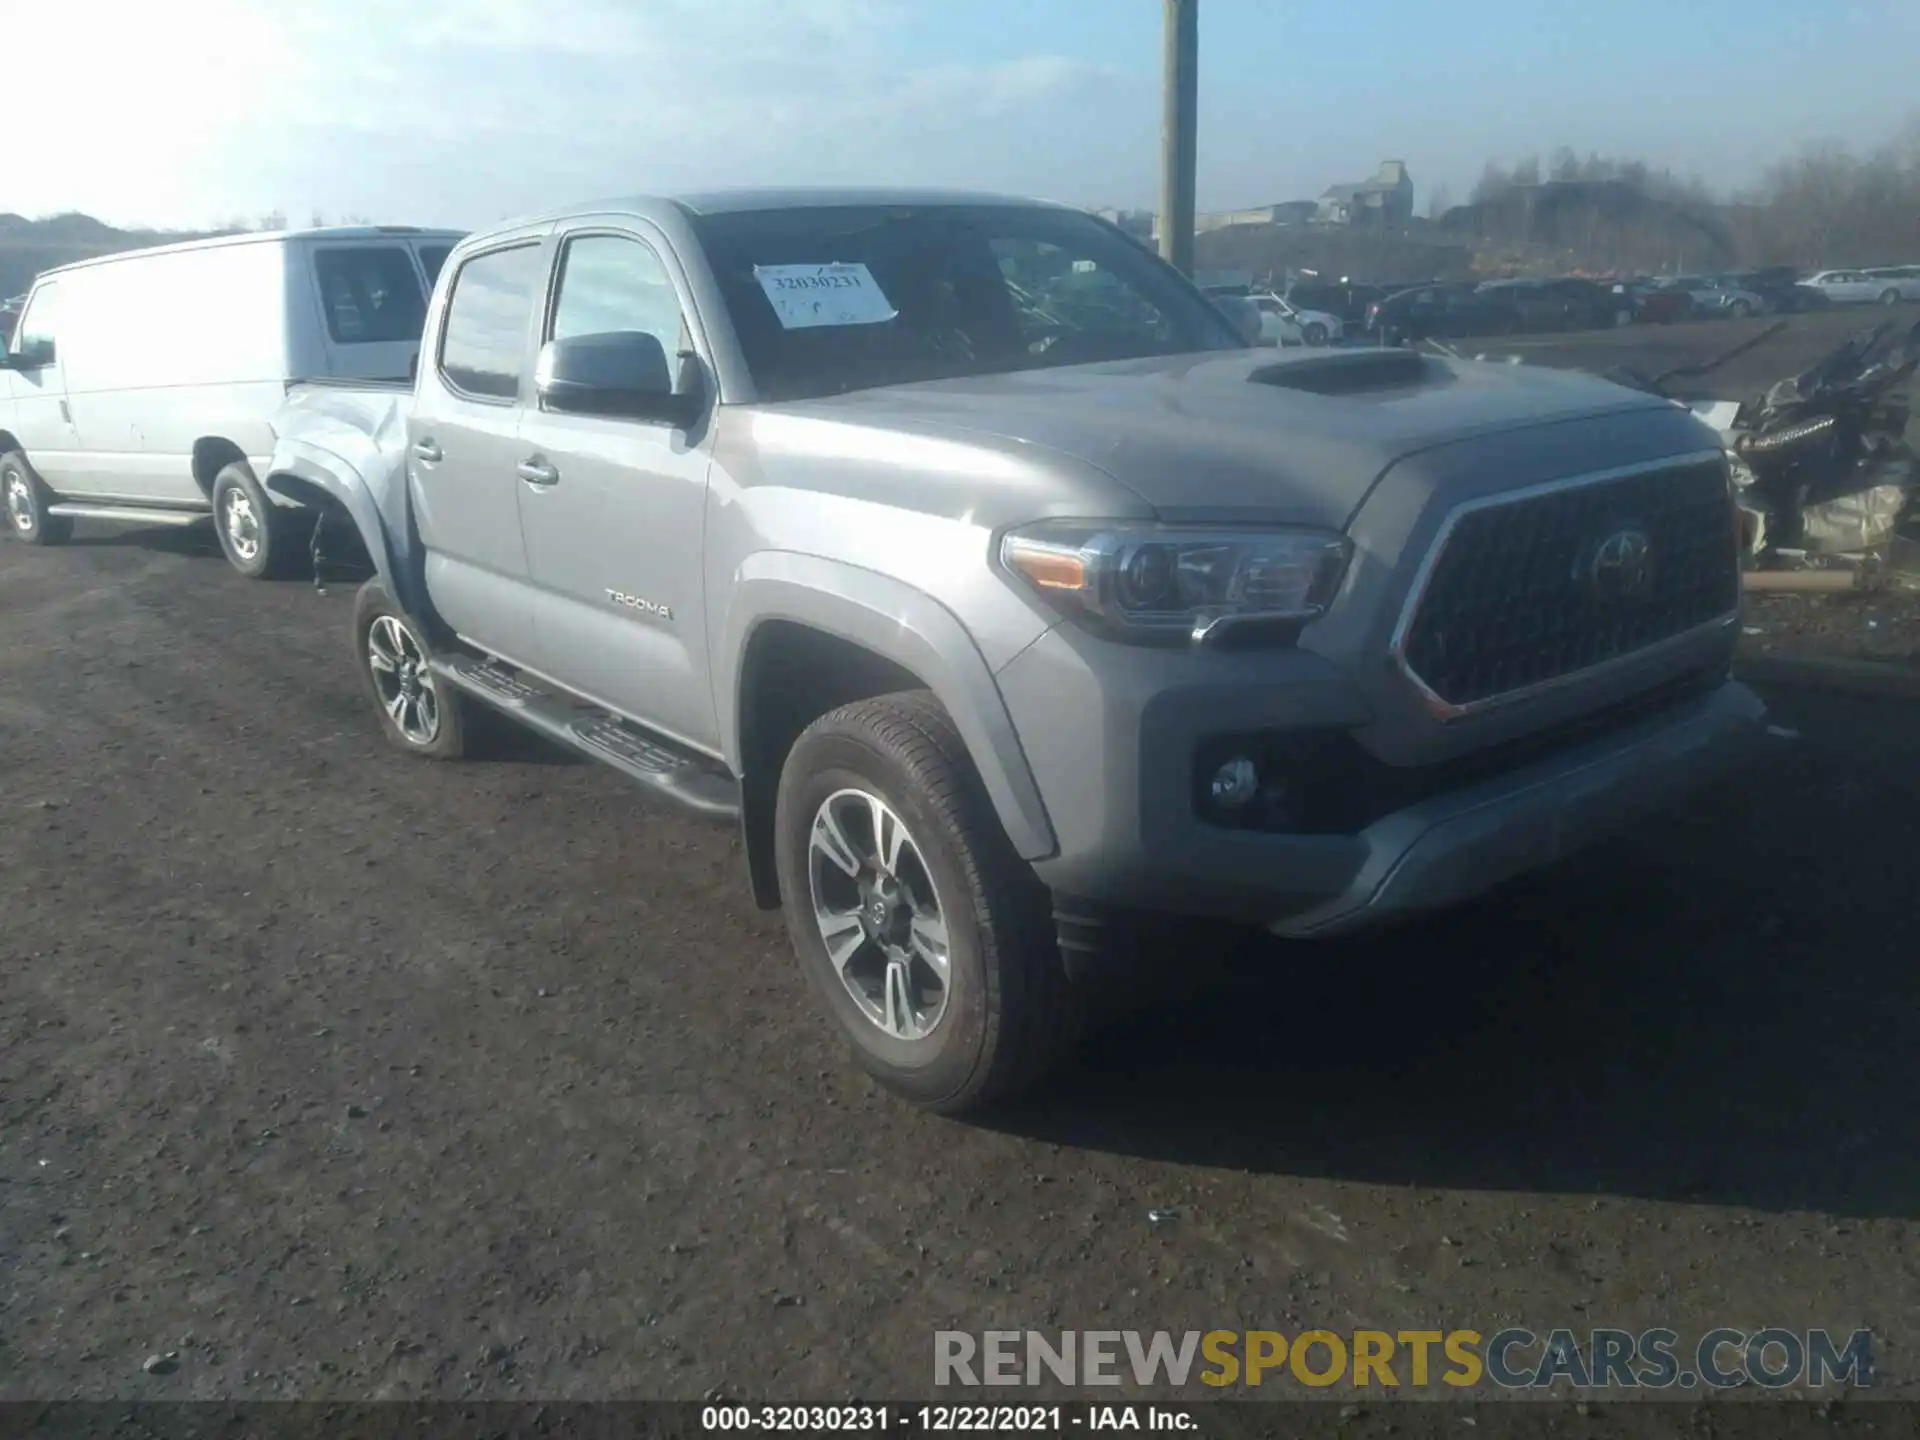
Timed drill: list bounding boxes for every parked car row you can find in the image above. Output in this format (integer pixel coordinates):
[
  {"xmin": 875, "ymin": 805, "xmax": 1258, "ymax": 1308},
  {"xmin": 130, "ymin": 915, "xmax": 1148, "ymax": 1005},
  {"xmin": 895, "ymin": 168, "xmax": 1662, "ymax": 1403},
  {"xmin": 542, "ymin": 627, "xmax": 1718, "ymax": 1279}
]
[
  {"xmin": 2, "ymin": 188, "xmax": 1767, "ymax": 1114},
  {"xmin": 1352, "ymin": 258, "xmax": 1920, "ymax": 347},
  {"xmin": 1806, "ymin": 267, "xmax": 1920, "ymax": 305},
  {"xmin": 1358, "ymin": 277, "xmax": 1627, "ymax": 346},
  {"xmin": 1197, "ymin": 281, "xmax": 1345, "ymax": 346}
]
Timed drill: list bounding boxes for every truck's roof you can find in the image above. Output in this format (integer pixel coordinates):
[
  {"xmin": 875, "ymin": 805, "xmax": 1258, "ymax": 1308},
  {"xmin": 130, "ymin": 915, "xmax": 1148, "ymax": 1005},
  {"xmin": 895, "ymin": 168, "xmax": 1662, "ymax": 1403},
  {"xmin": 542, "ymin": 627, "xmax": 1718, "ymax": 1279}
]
[
  {"xmin": 507, "ymin": 187, "xmax": 1071, "ymax": 230},
  {"xmin": 38, "ymin": 225, "xmax": 467, "ymax": 281},
  {"xmin": 672, "ymin": 186, "xmax": 1067, "ymax": 215}
]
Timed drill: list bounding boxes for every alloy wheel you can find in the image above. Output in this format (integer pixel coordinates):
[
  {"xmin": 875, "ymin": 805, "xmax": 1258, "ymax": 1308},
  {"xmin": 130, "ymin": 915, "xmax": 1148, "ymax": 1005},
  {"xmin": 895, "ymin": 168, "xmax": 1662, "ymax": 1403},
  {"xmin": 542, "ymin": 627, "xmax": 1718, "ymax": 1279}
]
[
  {"xmin": 5, "ymin": 472, "xmax": 34, "ymax": 535},
  {"xmin": 222, "ymin": 486, "xmax": 262, "ymax": 563},
  {"xmin": 366, "ymin": 613, "xmax": 442, "ymax": 746},
  {"xmin": 807, "ymin": 787, "xmax": 952, "ymax": 1041}
]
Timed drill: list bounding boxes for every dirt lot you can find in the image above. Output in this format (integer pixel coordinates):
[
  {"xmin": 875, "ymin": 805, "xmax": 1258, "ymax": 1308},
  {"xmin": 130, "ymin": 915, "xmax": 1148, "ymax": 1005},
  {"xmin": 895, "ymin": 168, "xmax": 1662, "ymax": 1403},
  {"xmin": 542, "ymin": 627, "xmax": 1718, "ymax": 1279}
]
[{"xmin": 5, "ymin": 314, "xmax": 1920, "ymax": 1404}]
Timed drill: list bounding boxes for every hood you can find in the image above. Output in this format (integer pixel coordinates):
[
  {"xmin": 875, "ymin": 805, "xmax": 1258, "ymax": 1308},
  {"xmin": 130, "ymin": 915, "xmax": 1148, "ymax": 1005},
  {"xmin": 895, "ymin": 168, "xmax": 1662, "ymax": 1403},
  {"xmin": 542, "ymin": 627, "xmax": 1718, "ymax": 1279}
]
[{"xmin": 777, "ymin": 348, "xmax": 1681, "ymax": 526}]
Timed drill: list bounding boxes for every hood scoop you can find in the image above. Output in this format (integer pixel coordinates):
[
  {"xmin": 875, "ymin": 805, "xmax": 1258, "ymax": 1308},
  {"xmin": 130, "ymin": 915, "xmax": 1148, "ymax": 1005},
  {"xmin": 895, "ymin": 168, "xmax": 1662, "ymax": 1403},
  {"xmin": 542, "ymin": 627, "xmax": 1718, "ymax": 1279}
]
[{"xmin": 1248, "ymin": 347, "xmax": 1439, "ymax": 396}]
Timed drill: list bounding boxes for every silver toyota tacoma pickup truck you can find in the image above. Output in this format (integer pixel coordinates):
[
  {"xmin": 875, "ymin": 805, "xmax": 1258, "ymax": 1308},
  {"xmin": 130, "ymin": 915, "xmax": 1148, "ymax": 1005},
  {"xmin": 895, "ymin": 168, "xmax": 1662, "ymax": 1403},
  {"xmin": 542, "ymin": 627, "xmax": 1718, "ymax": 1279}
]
[{"xmin": 263, "ymin": 188, "xmax": 1765, "ymax": 1113}]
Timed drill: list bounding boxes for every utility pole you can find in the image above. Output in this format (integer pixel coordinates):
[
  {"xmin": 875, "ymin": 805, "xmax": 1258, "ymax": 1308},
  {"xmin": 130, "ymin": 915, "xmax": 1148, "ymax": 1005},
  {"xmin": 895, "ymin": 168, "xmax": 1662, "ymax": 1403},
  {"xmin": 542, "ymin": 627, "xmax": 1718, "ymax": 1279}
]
[{"xmin": 1159, "ymin": 0, "xmax": 1198, "ymax": 275}]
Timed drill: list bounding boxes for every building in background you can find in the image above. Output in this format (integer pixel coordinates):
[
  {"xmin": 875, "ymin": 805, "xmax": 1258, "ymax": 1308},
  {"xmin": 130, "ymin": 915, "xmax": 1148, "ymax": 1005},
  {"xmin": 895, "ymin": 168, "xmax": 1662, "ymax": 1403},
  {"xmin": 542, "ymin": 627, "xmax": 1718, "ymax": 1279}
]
[
  {"xmin": 1318, "ymin": 161, "xmax": 1415, "ymax": 226},
  {"xmin": 1193, "ymin": 200, "xmax": 1319, "ymax": 234},
  {"xmin": 1094, "ymin": 208, "xmax": 1155, "ymax": 241}
]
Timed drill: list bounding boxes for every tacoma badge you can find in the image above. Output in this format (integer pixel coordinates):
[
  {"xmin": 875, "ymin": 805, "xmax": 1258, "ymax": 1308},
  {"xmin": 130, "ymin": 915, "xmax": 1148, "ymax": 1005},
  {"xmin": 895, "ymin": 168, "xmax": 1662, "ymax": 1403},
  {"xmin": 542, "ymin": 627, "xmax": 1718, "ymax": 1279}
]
[{"xmin": 606, "ymin": 589, "xmax": 673, "ymax": 621}]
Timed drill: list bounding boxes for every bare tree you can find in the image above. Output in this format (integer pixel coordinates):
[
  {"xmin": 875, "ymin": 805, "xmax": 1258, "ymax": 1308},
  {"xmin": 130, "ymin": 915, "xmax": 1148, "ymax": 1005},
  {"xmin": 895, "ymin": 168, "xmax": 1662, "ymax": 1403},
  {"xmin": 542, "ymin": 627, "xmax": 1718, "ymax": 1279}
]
[
  {"xmin": 1449, "ymin": 112, "xmax": 1920, "ymax": 273},
  {"xmin": 1469, "ymin": 161, "xmax": 1511, "ymax": 205}
]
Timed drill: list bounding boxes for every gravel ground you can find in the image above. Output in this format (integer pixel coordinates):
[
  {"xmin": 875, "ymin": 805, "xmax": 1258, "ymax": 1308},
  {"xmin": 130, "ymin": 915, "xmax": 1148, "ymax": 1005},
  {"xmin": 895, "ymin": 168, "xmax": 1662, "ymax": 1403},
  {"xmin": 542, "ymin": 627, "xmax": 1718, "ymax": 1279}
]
[
  {"xmin": 1743, "ymin": 590, "xmax": 1920, "ymax": 666},
  {"xmin": 5, "ymin": 323, "xmax": 1920, "ymax": 1404}
]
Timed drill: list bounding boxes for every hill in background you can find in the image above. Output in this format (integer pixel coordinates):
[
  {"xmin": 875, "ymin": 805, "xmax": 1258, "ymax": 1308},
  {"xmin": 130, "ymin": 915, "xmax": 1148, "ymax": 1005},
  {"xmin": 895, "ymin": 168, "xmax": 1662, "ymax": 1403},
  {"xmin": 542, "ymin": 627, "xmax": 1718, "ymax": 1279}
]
[
  {"xmin": 0, "ymin": 212, "xmax": 224, "ymax": 302},
  {"xmin": 1195, "ymin": 222, "xmax": 1476, "ymax": 286},
  {"xmin": 1432, "ymin": 179, "xmax": 1739, "ymax": 276}
]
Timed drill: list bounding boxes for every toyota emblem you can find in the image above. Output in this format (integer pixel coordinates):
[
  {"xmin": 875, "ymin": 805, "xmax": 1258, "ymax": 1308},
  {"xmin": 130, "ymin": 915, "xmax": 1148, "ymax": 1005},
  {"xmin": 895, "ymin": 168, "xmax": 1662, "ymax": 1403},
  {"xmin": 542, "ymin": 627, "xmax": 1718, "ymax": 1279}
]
[{"xmin": 1587, "ymin": 528, "xmax": 1655, "ymax": 602}]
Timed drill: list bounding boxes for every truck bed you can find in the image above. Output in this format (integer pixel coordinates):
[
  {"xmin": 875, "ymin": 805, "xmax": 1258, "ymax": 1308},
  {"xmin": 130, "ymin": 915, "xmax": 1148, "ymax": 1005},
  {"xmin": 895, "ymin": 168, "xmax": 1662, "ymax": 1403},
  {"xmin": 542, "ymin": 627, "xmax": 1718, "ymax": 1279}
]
[{"xmin": 274, "ymin": 381, "xmax": 413, "ymax": 454}]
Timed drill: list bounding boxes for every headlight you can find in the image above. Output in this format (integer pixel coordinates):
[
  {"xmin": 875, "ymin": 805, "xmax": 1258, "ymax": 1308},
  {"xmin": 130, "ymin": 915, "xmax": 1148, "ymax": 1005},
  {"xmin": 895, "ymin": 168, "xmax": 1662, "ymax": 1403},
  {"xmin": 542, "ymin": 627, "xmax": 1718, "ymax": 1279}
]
[{"xmin": 1000, "ymin": 521, "xmax": 1350, "ymax": 645}]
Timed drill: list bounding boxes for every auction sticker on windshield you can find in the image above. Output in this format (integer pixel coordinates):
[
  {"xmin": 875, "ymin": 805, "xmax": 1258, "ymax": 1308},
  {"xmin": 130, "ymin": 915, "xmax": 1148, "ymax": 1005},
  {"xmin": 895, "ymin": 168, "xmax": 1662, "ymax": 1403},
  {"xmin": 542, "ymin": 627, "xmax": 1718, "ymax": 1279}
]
[{"xmin": 753, "ymin": 263, "xmax": 898, "ymax": 329}]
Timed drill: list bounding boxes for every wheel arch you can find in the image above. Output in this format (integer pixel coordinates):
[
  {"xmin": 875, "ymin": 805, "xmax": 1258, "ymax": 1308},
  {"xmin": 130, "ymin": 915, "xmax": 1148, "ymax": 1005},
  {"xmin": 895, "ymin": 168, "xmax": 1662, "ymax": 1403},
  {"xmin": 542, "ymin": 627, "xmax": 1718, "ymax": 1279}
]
[
  {"xmin": 723, "ymin": 555, "xmax": 1057, "ymax": 911},
  {"xmin": 264, "ymin": 441, "xmax": 434, "ymax": 622},
  {"xmin": 191, "ymin": 436, "xmax": 250, "ymax": 496}
]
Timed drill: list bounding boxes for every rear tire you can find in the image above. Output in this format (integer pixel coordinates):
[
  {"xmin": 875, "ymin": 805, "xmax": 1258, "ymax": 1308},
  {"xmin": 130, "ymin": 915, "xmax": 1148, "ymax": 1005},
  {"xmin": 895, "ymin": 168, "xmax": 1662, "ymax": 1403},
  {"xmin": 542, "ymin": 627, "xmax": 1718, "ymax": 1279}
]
[
  {"xmin": 1881, "ymin": 290, "xmax": 1903, "ymax": 307},
  {"xmin": 2, "ymin": 451, "xmax": 71, "ymax": 546},
  {"xmin": 352, "ymin": 579, "xmax": 466, "ymax": 760},
  {"xmin": 212, "ymin": 461, "xmax": 305, "ymax": 579},
  {"xmin": 1729, "ymin": 300, "xmax": 1753, "ymax": 318},
  {"xmin": 773, "ymin": 690, "xmax": 1077, "ymax": 1114}
]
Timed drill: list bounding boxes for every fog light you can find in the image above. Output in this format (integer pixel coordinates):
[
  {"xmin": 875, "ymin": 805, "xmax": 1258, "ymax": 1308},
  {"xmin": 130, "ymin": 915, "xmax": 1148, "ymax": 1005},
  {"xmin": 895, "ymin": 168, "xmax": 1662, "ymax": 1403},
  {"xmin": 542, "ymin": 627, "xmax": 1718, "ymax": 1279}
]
[{"xmin": 1209, "ymin": 756, "xmax": 1260, "ymax": 810}]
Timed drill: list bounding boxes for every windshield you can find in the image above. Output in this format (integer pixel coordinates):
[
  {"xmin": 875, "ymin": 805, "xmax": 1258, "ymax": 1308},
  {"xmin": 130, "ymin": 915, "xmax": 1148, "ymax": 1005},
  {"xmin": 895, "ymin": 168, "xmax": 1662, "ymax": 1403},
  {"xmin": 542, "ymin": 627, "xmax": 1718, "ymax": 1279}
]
[{"xmin": 688, "ymin": 203, "xmax": 1243, "ymax": 402}]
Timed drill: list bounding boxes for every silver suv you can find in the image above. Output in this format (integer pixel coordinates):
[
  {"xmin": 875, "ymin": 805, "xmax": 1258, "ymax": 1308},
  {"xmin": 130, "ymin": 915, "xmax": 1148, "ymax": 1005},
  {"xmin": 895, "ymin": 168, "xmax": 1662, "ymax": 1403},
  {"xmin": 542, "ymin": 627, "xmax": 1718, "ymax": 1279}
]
[{"xmin": 263, "ymin": 190, "xmax": 1765, "ymax": 1113}]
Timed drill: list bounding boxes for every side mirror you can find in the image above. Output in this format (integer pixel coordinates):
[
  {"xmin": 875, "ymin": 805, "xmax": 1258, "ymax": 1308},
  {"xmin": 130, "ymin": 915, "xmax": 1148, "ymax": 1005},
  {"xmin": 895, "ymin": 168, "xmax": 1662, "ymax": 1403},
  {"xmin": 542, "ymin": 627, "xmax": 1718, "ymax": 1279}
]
[
  {"xmin": 1, "ymin": 339, "xmax": 52, "ymax": 370},
  {"xmin": 535, "ymin": 330, "xmax": 696, "ymax": 425}
]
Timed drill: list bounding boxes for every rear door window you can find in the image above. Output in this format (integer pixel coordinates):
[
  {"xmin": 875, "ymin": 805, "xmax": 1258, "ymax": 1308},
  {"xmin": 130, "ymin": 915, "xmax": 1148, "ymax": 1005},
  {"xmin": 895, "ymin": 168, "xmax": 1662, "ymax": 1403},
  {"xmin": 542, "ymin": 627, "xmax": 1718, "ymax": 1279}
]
[
  {"xmin": 437, "ymin": 243, "xmax": 546, "ymax": 401},
  {"xmin": 417, "ymin": 244, "xmax": 453, "ymax": 288},
  {"xmin": 312, "ymin": 245, "xmax": 428, "ymax": 344}
]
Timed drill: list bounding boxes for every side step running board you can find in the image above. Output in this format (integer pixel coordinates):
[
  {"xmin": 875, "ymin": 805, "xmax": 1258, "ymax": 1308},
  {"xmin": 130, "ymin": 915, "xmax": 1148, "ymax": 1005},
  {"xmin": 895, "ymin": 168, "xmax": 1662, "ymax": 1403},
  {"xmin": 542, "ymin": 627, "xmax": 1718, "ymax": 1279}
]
[
  {"xmin": 46, "ymin": 504, "xmax": 208, "ymax": 527},
  {"xmin": 433, "ymin": 654, "xmax": 741, "ymax": 821}
]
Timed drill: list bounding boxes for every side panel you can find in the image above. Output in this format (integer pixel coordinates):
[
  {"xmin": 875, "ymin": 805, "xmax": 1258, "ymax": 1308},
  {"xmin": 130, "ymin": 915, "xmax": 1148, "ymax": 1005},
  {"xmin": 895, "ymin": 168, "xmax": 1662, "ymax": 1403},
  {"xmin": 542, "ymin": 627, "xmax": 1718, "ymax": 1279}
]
[
  {"xmin": 718, "ymin": 552, "xmax": 1057, "ymax": 861},
  {"xmin": 408, "ymin": 226, "xmax": 554, "ymax": 662},
  {"xmin": 514, "ymin": 221, "xmax": 721, "ymax": 752},
  {"xmin": 60, "ymin": 240, "xmax": 291, "ymax": 503}
]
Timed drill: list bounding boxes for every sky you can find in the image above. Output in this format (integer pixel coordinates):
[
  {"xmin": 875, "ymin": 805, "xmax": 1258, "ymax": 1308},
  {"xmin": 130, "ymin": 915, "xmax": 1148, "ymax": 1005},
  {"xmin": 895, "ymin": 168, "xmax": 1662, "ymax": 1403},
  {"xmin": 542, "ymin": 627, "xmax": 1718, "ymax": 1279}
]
[{"xmin": 8, "ymin": 0, "xmax": 1918, "ymax": 233}]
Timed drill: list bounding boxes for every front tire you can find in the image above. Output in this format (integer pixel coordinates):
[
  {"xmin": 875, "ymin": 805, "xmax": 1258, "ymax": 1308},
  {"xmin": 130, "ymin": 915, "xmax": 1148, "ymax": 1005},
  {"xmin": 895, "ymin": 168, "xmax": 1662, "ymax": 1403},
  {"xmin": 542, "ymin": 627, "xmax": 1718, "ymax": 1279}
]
[
  {"xmin": 1303, "ymin": 322, "xmax": 1330, "ymax": 347},
  {"xmin": 212, "ymin": 461, "xmax": 304, "ymax": 579},
  {"xmin": 1728, "ymin": 299, "xmax": 1753, "ymax": 318},
  {"xmin": 352, "ymin": 579, "xmax": 465, "ymax": 760},
  {"xmin": 773, "ymin": 691, "xmax": 1075, "ymax": 1114},
  {"xmin": 3, "ymin": 452, "xmax": 71, "ymax": 546},
  {"xmin": 1881, "ymin": 290, "xmax": 1903, "ymax": 307}
]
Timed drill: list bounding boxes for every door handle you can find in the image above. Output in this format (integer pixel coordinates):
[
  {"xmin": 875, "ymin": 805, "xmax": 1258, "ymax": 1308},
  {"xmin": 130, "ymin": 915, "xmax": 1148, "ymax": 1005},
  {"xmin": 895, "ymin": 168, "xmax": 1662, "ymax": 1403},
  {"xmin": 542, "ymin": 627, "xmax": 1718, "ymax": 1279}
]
[
  {"xmin": 517, "ymin": 458, "xmax": 559, "ymax": 487},
  {"xmin": 412, "ymin": 439, "xmax": 443, "ymax": 463},
  {"xmin": 58, "ymin": 400, "xmax": 71, "ymax": 424}
]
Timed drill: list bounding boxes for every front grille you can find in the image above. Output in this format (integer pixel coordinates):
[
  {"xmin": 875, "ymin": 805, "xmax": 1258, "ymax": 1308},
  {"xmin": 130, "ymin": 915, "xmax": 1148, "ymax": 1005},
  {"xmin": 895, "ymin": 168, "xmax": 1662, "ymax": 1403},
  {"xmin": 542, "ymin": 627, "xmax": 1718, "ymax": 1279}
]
[{"xmin": 1397, "ymin": 458, "xmax": 1739, "ymax": 712}]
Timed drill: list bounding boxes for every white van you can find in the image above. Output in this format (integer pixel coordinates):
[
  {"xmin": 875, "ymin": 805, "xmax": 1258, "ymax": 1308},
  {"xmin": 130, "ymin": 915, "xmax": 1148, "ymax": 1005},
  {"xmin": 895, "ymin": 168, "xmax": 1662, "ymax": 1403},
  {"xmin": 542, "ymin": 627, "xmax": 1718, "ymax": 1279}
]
[{"xmin": 0, "ymin": 225, "xmax": 462, "ymax": 577}]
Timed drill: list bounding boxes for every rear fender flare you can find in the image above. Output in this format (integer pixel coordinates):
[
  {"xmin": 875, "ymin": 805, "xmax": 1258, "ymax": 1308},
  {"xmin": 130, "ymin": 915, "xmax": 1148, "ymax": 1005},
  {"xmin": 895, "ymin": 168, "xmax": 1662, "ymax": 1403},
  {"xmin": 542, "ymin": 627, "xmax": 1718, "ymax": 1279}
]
[{"xmin": 265, "ymin": 439, "xmax": 430, "ymax": 619}]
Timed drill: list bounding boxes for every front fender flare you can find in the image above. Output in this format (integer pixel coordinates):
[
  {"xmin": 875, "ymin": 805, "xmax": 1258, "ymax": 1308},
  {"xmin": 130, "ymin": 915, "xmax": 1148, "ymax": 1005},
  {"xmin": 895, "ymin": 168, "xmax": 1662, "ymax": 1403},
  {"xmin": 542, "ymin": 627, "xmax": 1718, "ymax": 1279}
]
[{"xmin": 720, "ymin": 551, "xmax": 1057, "ymax": 861}]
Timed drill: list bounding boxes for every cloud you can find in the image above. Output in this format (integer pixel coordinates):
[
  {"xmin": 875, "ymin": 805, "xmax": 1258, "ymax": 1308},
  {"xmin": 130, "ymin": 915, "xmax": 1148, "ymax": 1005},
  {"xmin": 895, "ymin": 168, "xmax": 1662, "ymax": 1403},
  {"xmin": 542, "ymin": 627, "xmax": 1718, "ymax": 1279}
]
[{"xmin": 6, "ymin": 0, "xmax": 1132, "ymax": 227}]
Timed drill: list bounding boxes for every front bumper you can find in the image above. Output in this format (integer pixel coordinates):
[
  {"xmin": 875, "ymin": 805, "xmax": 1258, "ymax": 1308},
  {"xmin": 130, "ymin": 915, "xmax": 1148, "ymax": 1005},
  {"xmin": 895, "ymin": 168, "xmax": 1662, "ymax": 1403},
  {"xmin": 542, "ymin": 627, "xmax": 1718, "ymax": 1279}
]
[
  {"xmin": 995, "ymin": 625, "xmax": 1765, "ymax": 937},
  {"xmin": 1267, "ymin": 676, "xmax": 1764, "ymax": 936}
]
